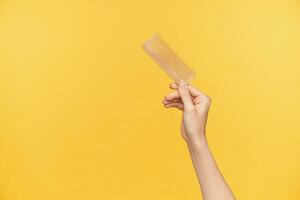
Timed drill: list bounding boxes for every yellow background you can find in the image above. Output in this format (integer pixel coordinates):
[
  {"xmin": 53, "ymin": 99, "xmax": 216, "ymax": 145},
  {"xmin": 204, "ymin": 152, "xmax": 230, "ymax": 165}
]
[{"xmin": 1, "ymin": 0, "xmax": 300, "ymax": 199}]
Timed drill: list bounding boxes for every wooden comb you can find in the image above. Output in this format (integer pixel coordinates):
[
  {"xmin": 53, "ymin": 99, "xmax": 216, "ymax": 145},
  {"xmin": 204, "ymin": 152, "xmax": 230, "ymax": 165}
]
[{"xmin": 142, "ymin": 34, "xmax": 195, "ymax": 83}]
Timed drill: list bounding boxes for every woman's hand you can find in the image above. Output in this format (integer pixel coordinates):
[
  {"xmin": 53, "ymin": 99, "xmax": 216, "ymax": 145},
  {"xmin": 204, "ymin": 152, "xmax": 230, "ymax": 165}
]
[
  {"xmin": 162, "ymin": 81, "xmax": 211, "ymax": 144},
  {"xmin": 162, "ymin": 81, "xmax": 235, "ymax": 200}
]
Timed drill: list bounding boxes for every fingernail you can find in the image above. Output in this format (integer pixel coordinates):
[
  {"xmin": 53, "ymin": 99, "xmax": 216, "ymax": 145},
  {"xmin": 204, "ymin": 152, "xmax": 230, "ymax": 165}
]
[{"xmin": 179, "ymin": 80, "xmax": 187, "ymax": 88}]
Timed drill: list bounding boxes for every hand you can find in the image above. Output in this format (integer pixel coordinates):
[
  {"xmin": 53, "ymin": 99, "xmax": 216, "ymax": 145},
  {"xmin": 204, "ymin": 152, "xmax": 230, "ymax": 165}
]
[
  {"xmin": 162, "ymin": 81, "xmax": 211, "ymax": 144},
  {"xmin": 163, "ymin": 82, "xmax": 235, "ymax": 200}
]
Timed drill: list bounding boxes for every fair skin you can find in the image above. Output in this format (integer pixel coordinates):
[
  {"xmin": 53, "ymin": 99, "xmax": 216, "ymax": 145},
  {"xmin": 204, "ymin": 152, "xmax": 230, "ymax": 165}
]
[{"xmin": 162, "ymin": 81, "xmax": 235, "ymax": 200}]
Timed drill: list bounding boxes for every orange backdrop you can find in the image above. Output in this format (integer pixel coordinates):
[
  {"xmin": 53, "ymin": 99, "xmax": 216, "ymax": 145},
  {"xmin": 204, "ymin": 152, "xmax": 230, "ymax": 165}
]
[{"xmin": 1, "ymin": 0, "xmax": 300, "ymax": 199}]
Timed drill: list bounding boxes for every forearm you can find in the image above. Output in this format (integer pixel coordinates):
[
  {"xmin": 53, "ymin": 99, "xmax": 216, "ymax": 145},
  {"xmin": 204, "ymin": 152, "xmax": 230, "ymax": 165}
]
[
  {"xmin": 186, "ymin": 135, "xmax": 235, "ymax": 200},
  {"xmin": 163, "ymin": 82, "xmax": 234, "ymax": 199}
]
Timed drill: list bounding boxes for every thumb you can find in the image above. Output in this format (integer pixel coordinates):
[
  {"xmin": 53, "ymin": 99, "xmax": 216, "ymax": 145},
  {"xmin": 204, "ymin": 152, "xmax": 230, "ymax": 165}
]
[{"xmin": 178, "ymin": 81, "xmax": 194, "ymax": 110}]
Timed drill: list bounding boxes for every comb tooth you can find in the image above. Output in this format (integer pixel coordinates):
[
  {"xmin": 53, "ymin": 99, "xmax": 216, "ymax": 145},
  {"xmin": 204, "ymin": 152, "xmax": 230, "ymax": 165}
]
[
  {"xmin": 142, "ymin": 34, "xmax": 195, "ymax": 83},
  {"xmin": 145, "ymin": 43, "xmax": 181, "ymax": 81}
]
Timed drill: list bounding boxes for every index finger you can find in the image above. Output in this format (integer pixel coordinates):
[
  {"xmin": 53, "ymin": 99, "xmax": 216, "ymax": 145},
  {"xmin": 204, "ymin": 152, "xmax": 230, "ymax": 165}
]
[
  {"xmin": 169, "ymin": 82, "xmax": 207, "ymax": 98},
  {"xmin": 169, "ymin": 82, "xmax": 178, "ymax": 90}
]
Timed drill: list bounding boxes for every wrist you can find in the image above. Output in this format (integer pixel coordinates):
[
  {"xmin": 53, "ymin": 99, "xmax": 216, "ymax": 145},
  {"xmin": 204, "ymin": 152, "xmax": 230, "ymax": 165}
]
[{"xmin": 186, "ymin": 133, "xmax": 208, "ymax": 150}]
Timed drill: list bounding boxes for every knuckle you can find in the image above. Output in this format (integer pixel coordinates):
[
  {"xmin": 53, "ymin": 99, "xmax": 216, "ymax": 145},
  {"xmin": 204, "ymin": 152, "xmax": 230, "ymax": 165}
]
[{"xmin": 205, "ymin": 96, "xmax": 212, "ymax": 104}]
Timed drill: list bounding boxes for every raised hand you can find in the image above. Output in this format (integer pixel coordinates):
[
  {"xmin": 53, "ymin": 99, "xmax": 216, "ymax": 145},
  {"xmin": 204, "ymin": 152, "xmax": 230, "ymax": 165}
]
[{"xmin": 162, "ymin": 81, "xmax": 211, "ymax": 144}]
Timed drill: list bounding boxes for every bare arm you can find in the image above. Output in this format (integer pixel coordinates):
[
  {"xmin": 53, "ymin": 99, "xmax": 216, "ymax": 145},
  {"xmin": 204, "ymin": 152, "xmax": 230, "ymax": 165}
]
[{"xmin": 162, "ymin": 81, "xmax": 235, "ymax": 200}]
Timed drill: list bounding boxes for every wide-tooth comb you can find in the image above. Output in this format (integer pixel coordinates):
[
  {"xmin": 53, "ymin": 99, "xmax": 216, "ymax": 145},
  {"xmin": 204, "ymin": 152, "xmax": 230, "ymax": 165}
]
[{"xmin": 142, "ymin": 34, "xmax": 195, "ymax": 83}]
